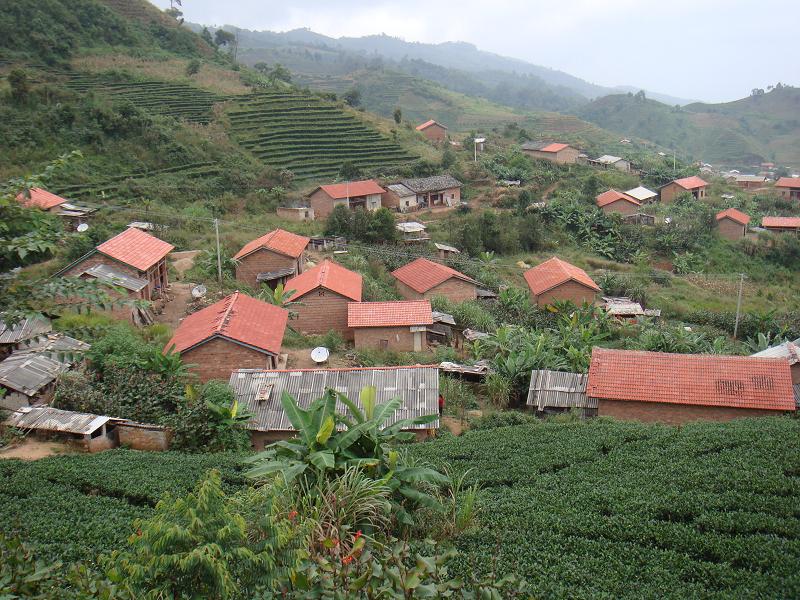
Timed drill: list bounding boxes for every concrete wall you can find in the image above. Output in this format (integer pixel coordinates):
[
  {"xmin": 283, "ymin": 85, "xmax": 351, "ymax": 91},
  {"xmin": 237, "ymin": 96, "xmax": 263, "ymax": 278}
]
[
  {"xmin": 181, "ymin": 337, "xmax": 277, "ymax": 382},
  {"xmin": 235, "ymin": 247, "xmax": 303, "ymax": 290},
  {"xmin": 384, "ymin": 190, "xmax": 418, "ymax": 211},
  {"xmin": 420, "ymin": 123, "xmax": 447, "ymax": 142},
  {"xmin": 534, "ymin": 280, "xmax": 598, "ymax": 307},
  {"xmin": 597, "ymin": 398, "xmax": 782, "ymax": 425},
  {"xmin": 396, "ymin": 278, "xmax": 476, "ymax": 302},
  {"xmin": 291, "ymin": 288, "xmax": 353, "ymax": 337},
  {"xmin": 601, "ymin": 199, "xmax": 638, "ymax": 216},
  {"xmin": 717, "ymin": 218, "xmax": 746, "ymax": 240},
  {"xmin": 276, "ymin": 207, "xmax": 314, "ymax": 222},
  {"xmin": 118, "ymin": 423, "xmax": 172, "ymax": 451},
  {"xmin": 353, "ymin": 326, "xmax": 422, "ymax": 352}
]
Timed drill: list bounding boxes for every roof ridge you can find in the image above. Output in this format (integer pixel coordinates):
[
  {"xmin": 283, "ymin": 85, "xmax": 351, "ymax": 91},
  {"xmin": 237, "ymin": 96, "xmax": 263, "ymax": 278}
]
[{"xmin": 217, "ymin": 291, "xmax": 239, "ymax": 334}]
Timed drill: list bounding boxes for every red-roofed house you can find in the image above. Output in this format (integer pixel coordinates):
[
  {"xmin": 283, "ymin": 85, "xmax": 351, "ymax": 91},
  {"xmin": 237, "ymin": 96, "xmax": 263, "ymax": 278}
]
[
  {"xmin": 715, "ymin": 208, "xmax": 750, "ymax": 240},
  {"xmin": 55, "ymin": 227, "xmax": 174, "ymax": 302},
  {"xmin": 523, "ymin": 257, "xmax": 600, "ymax": 306},
  {"xmin": 284, "ymin": 260, "xmax": 362, "ymax": 337},
  {"xmin": 416, "ymin": 120, "xmax": 448, "ymax": 142},
  {"xmin": 762, "ymin": 216, "xmax": 800, "ymax": 233},
  {"xmin": 16, "ymin": 188, "xmax": 68, "ymax": 212},
  {"xmin": 165, "ymin": 291, "xmax": 288, "ymax": 382},
  {"xmin": 595, "ymin": 189, "xmax": 641, "ymax": 216},
  {"xmin": 775, "ymin": 177, "xmax": 800, "ymax": 201},
  {"xmin": 308, "ymin": 179, "xmax": 386, "ymax": 219},
  {"xmin": 348, "ymin": 300, "xmax": 433, "ymax": 352},
  {"xmin": 659, "ymin": 176, "xmax": 709, "ymax": 203},
  {"xmin": 234, "ymin": 229, "xmax": 310, "ymax": 290},
  {"xmin": 587, "ymin": 347, "xmax": 795, "ymax": 424},
  {"xmin": 392, "ymin": 258, "xmax": 477, "ymax": 302},
  {"xmin": 520, "ymin": 141, "xmax": 582, "ymax": 164}
]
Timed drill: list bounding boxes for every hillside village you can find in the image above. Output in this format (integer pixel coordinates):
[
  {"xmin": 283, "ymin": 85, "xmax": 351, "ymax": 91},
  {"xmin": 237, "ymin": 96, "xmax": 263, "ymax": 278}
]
[{"xmin": 0, "ymin": 1, "xmax": 799, "ymax": 597}]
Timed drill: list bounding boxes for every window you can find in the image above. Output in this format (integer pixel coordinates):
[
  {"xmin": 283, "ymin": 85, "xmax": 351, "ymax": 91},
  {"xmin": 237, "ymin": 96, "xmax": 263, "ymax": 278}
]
[{"xmin": 380, "ymin": 339, "xmax": 389, "ymax": 349}]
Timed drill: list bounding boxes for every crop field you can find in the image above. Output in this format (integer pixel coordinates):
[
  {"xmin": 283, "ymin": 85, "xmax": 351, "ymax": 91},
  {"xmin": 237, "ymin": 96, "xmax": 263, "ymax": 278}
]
[
  {"xmin": 411, "ymin": 417, "xmax": 800, "ymax": 598},
  {"xmin": 226, "ymin": 91, "xmax": 415, "ymax": 180}
]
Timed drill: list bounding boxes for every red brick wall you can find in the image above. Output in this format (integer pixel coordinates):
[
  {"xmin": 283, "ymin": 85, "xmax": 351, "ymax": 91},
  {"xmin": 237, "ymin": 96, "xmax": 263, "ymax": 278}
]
[
  {"xmin": 717, "ymin": 218, "xmax": 746, "ymax": 240},
  {"xmin": 534, "ymin": 281, "xmax": 598, "ymax": 306},
  {"xmin": 601, "ymin": 199, "xmax": 638, "ymax": 216},
  {"xmin": 353, "ymin": 326, "xmax": 420, "ymax": 352},
  {"xmin": 597, "ymin": 398, "xmax": 781, "ymax": 425},
  {"xmin": 181, "ymin": 337, "xmax": 276, "ymax": 382},
  {"xmin": 236, "ymin": 248, "xmax": 303, "ymax": 290},
  {"xmin": 659, "ymin": 182, "xmax": 680, "ymax": 203},
  {"xmin": 292, "ymin": 288, "xmax": 352, "ymax": 337},
  {"xmin": 308, "ymin": 189, "xmax": 349, "ymax": 219},
  {"xmin": 396, "ymin": 277, "xmax": 476, "ymax": 302},
  {"xmin": 420, "ymin": 123, "xmax": 447, "ymax": 142}
]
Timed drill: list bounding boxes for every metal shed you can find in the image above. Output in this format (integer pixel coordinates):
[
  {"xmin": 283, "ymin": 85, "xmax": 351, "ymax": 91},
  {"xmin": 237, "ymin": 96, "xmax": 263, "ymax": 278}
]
[
  {"xmin": 81, "ymin": 263, "xmax": 148, "ymax": 292},
  {"xmin": 0, "ymin": 353, "xmax": 68, "ymax": 409},
  {"xmin": 527, "ymin": 369, "xmax": 597, "ymax": 416},
  {"xmin": 0, "ymin": 317, "xmax": 52, "ymax": 347},
  {"xmin": 4, "ymin": 406, "xmax": 119, "ymax": 452}
]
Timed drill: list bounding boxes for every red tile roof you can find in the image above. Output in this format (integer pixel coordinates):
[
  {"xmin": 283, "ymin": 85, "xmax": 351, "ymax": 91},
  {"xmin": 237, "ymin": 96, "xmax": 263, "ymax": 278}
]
[
  {"xmin": 16, "ymin": 188, "xmax": 68, "ymax": 210},
  {"xmin": 96, "ymin": 227, "xmax": 174, "ymax": 271},
  {"xmin": 524, "ymin": 257, "xmax": 600, "ymax": 296},
  {"xmin": 540, "ymin": 142, "xmax": 569, "ymax": 153},
  {"xmin": 715, "ymin": 207, "xmax": 750, "ymax": 225},
  {"xmin": 233, "ymin": 228, "xmax": 310, "ymax": 260},
  {"xmin": 165, "ymin": 291, "xmax": 288, "ymax": 355},
  {"xmin": 587, "ymin": 347, "xmax": 795, "ymax": 411},
  {"xmin": 596, "ymin": 189, "xmax": 640, "ymax": 208},
  {"xmin": 392, "ymin": 257, "xmax": 476, "ymax": 294},
  {"xmin": 762, "ymin": 216, "xmax": 800, "ymax": 229},
  {"xmin": 347, "ymin": 300, "xmax": 433, "ymax": 328},
  {"xmin": 671, "ymin": 175, "xmax": 708, "ymax": 190},
  {"xmin": 775, "ymin": 177, "xmax": 800, "ymax": 188},
  {"xmin": 285, "ymin": 260, "xmax": 362, "ymax": 302},
  {"xmin": 317, "ymin": 179, "xmax": 385, "ymax": 199},
  {"xmin": 416, "ymin": 119, "xmax": 446, "ymax": 131}
]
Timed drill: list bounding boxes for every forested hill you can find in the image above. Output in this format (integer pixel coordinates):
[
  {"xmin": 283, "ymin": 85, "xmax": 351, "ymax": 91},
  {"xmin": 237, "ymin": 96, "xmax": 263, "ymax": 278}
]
[{"xmin": 575, "ymin": 87, "xmax": 800, "ymax": 167}]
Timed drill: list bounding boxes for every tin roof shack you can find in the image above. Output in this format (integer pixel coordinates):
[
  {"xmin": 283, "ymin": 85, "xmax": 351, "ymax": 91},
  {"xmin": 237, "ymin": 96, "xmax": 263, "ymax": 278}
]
[
  {"xmin": 276, "ymin": 206, "xmax": 315, "ymax": 222},
  {"xmin": 596, "ymin": 189, "xmax": 641, "ymax": 216},
  {"xmin": 392, "ymin": 258, "xmax": 478, "ymax": 303},
  {"xmin": 284, "ymin": 260, "xmax": 362, "ymax": 338},
  {"xmin": 434, "ymin": 242, "xmax": 461, "ymax": 260},
  {"xmin": 774, "ymin": 177, "xmax": 800, "ymax": 201},
  {"xmin": 396, "ymin": 221, "xmax": 429, "ymax": 243},
  {"xmin": 78, "ymin": 263, "xmax": 152, "ymax": 324},
  {"xmin": 762, "ymin": 216, "xmax": 800, "ymax": 234},
  {"xmin": 625, "ymin": 186, "xmax": 658, "ymax": 203},
  {"xmin": 55, "ymin": 228, "xmax": 173, "ymax": 302},
  {"xmin": 752, "ymin": 338, "xmax": 800, "ymax": 384},
  {"xmin": 4, "ymin": 407, "xmax": 119, "ymax": 453},
  {"xmin": 622, "ymin": 212, "xmax": 656, "ymax": 226},
  {"xmin": 0, "ymin": 317, "xmax": 52, "ymax": 358},
  {"xmin": 520, "ymin": 141, "xmax": 582, "ymax": 164},
  {"xmin": 659, "ymin": 176, "xmax": 708, "ymax": 203},
  {"xmin": 427, "ymin": 311, "xmax": 456, "ymax": 345},
  {"xmin": 601, "ymin": 297, "xmax": 661, "ymax": 321},
  {"xmin": 527, "ymin": 369, "xmax": 596, "ymax": 417},
  {"xmin": 400, "ymin": 175, "xmax": 462, "ymax": 209},
  {"xmin": 416, "ymin": 119, "xmax": 448, "ymax": 142},
  {"xmin": 308, "ymin": 180, "xmax": 386, "ymax": 219},
  {"xmin": 348, "ymin": 300, "xmax": 433, "ymax": 352},
  {"xmin": 589, "ymin": 155, "xmax": 630, "ymax": 172},
  {"xmin": 229, "ymin": 365, "xmax": 440, "ymax": 448},
  {"xmin": 735, "ymin": 175, "xmax": 767, "ymax": 190},
  {"xmin": 715, "ymin": 208, "xmax": 751, "ymax": 240},
  {"xmin": 384, "ymin": 183, "xmax": 418, "ymax": 213},
  {"xmin": 524, "ymin": 257, "xmax": 600, "ymax": 307},
  {"xmin": 234, "ymin": 228, "xmax": 310, "ymax": 290},
  {"xmin": 165, "ymin": 291, "xmax": 289, "ymax": 382},
  {"xmin": 587, "ymin": 348, "xmax": 796, "ymax": 425}
]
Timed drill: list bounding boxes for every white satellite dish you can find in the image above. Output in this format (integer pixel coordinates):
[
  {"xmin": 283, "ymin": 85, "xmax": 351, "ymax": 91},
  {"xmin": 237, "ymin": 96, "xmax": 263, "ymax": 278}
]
[
  {"xmin": 76, "ymin": 223, "xmax": 89, "ymax": 232},
  {"xmin": 310, "ymin": 347, "xmax": 330, "ymax": 364},
  {"xmin": 191, "ymin": 285, "xmax": 207, "ymax": 299}
]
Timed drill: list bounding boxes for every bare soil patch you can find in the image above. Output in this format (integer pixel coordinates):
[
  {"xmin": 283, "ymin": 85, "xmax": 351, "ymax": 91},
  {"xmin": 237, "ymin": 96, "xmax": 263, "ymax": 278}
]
[{"xmin": 0, "ymin": 439, "xmax": 74, "ymax": 461}]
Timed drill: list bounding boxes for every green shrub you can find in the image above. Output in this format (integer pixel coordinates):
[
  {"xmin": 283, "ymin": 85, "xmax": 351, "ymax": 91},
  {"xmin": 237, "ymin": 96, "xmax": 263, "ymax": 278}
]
[{"xmin": 468, "ymin": 410, "xmax": 538, "ymax": 431}]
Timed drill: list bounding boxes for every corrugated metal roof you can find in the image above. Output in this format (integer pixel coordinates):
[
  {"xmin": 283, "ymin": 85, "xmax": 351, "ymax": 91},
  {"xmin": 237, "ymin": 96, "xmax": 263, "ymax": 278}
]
[
  {"xmin": 625, "ymin": 186, "xmax": 658, "ymax": 201},
  {"xmin": 595, "ymin": 155, "xmax": 624, "ymax": 164},
  {"xmin": 0, "ymin": 353, "xmax": 68, "ymax": 396},
  {"xmin": 6, "ymin": 406, "xmax": 110, "ymax": 435},
  {"xmin": 396, "ymin": 222, "xmax": 426, "ymax": 233},
  {"xmin": 0, "ymin": 317, "xmax": 52, "ymax": 345},
  {"xmin": 434, "ymin": 242, "xmax": 460, "ymax": 253},
  {"xmin": 752, "ymin": 339, "xmax": 800, "ymax": 364},
  {"xmin": 387, "ymin": 183, "xmax": 415, "ymax": 197},
  {"xmin": 229, "ymin": 366, "xmax": 440, "ymax": 432},
  {"xmin": 16, "ymin": 333, "xmax": 90, "ymax": 359},
  {"xmin": 527, "ymin": 369, "xmax": 595, "ymax": 409},
  {"xmin": 81, "ymin": 263, "xmax": 148, "ymax": 292}
]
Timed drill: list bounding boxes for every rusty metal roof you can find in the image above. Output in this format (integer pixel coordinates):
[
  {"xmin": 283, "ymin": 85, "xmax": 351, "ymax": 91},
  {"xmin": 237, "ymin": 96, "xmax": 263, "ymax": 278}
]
[
  {"xmin": 527, "ymin": 369, "xmax": 595, "ymax": 410},
  {"xmin": 229, "ymin": 366, "xmax": 440, "ymax": 432},
  {"xmin": 5, "ymin": 406, "xmax": 111, "ymax": 435},
  {"xmin": 0, "ymin": 317, "xmax": 52, "ymax": 345}
]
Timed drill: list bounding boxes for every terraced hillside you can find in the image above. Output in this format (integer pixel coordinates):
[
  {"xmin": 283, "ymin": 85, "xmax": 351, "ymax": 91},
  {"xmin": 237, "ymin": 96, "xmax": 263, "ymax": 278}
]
[{"xmin": 227, "ymin": 91, "xmax": 415, "ymax": 180}]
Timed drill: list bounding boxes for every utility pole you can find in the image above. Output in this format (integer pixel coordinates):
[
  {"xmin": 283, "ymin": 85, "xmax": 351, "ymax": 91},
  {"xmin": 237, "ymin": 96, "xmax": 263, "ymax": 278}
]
[
  {"xmin": 214, "ymin": 218, "xmax": 222, "ymax": 282},
  {"xmin": 733, "ymin": 273, "xmax": 745, "ymax": 339}
]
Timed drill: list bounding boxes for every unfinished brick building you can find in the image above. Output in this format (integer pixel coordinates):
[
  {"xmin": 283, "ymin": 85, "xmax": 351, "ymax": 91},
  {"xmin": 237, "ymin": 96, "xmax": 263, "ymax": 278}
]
[{"xmin": 234, "ymin": 228, "xmax": 310, "ymax": 290}]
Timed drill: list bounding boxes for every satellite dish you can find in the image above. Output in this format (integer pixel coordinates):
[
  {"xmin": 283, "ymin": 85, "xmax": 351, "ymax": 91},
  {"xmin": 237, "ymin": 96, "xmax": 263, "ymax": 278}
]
[
  {"xmin": 310, "ymin": 346, "xmax": 330, "ymax": 364},
  {"xmin": 76, "ymin": 223, "xmax": 89, "ymax": 232},
  {"xmin": 191, "ymin": 285, "xmax": 207, "ymax": 299}
]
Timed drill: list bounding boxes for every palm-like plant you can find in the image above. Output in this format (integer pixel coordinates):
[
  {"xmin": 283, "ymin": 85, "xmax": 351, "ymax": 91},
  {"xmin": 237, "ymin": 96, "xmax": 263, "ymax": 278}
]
[{"xmin": 258, "ymin": 283, "xmax": 304, "ymax": 321}]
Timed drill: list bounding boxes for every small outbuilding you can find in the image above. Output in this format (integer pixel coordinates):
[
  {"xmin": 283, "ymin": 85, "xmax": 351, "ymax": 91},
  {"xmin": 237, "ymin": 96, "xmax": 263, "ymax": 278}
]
[
  {"xmin": 762, "ymin": 216, "xmax": 800, "ymax": 233},
  {"xmin": 4, "ymin": 406, "xmax": 120, "ymax": 453},
  {"xmin": 165, "ymin": 291, "xmax": 288, "ymax": 382},
  {"xmin": 434, "ymin": 242, "xmax": 461, "ymax": 260},
  {"xmin": 596, "ymin": 189, "xmax": 641, "ymax": 216},
  {"xmin": 348, "ymin": 300, "xmax": 433, "ymax": 352},
  {"xmin": 234, "ymin": 228, "xmax": 310, "ymax": 290},
  {"xmin": 416, "ymin": 119, "xmax": 448, "ymax": 142},
  {"xmin": 0, "ymin": 317, "xmax": 52, "ymax": 357},
  {"xmin": 659, "ymin": 176, "xmax": 708, "ymax": 203},
  {"xmin": 399, "ymin": 175, "xmax": 462, "ymax": 209},
  {"xmin": 396, "ymin": 221, "xmax": 429, "ymax": 242},
  {"xmin": 527, "ymin": 369, "xmax": 596, "ymax": 417},
  {"xmin": 392, "ymin": 257, "xmax": 478, "ymax": 302},
  {"xmin": 523, "ymin": 257, "xmax": 600, "ymax": 306},
  {"xmin": 308, "ymin": 179, "xmax": 386, "ymax": 219},
  {"xmin": 735, "ymin": 175, "xmax": 767, "ymax": 190},
  {"xmin": 715, "ymin": 208, "xmax": 750, "ymax": 240},
  {"xmin": 625, "ymin": 186, "xmax": 658, "ymax": 203},
  {"xmin": 589, "ymin": 155, "xmax": 630, "ymax": 172},
  {"xmin": 384, "ymin": 183, "xmax": 418, "ymax": 212},
  {"xmin": 774, "ymin": 177, "xmax": 800, "ymax": 201}
]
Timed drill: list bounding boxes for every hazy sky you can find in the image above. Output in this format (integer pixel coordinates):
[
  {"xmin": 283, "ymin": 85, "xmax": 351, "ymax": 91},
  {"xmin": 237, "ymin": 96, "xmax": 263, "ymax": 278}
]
[{"xmin": 153, "ymin": 0, "xmax": 799, "ymax": 102}]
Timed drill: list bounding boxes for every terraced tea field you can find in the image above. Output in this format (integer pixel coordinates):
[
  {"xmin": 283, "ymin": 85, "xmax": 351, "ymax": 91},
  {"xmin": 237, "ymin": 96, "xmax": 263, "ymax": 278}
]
[{"xmin": 227, "ymin": 92, "xmax": 415, "ymax": 180}]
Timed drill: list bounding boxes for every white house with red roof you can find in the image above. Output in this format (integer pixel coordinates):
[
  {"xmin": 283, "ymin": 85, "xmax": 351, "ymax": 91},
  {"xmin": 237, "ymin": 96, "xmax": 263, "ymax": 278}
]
[
  {"xmin": 234, "ymin": 228, "xmax": 310, "ymax": 290},
  {"xmin": 659, "ymin": 175, "xmax": 709, "ymax": 203},
  {"xmin": 520, "ymin": 141, "xmax": 582, "ymax": 164},
  {"xmin": 523, "ymin": 257, "xmax": 600, "ymax": 307},
  {"xmin": 392, "ymin": 257, "xmax": 477, "ymax": 302},
  {"xmin": 165, "ymin": 291, "xmax": 288, "ymax": 382},
  {"xmin": 307, "ymin": 179, "xmax": 386, "ymax": 219},
  {"xmin": 348, "ymin": 300, "xmax": 433, "ymax": 352}
]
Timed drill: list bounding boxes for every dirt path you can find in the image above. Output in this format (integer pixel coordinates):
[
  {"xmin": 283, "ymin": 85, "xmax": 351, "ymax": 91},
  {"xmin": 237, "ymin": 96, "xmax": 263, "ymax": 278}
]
[
  {"xmin": 171, "ymin": 250, "xmax": 201, "ymax": 280},
  {"xmin": 0, "ymin": 439, "xmax": 73, "ymax": 460},
  {"xmin": 156, "ymin": 282, "xmax": 193, "ymax": 329},
  {"xmin": 441, "ymin": 416, "xmax": 465, "ymax": 436}
]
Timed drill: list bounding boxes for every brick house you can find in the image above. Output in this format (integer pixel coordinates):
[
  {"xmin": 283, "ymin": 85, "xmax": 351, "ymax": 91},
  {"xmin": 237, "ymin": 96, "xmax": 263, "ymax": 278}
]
[
  {"xmin": 416, "ymin": 119, "xmax": 448, "ymax": 142},
  {"xmin": 234, "ymin": 228, "xmax": 310, "ymax": 290},
  {"xmin": 165, "ymin": 291, "xmax": 288, "ymax": 382},
  {"xmin": 659, "ymin": 175, "xmax": 708, "ymax": 203},
  {"xmin": 761, "ymin": 216, "xmax": 800, "ymax": 233},
  {"xmin": 587, "ymin": 347, "xmax": 795, "ymax": 425},
  {"xmin": 735, "ymin": 175, "xmax": 767, "ymax": 190},
  {"xmin": 284, "ymin": 260, "xmax": 362, "ymax": 337},
  {"xmin": 307, "ymin": 179, "xmax": 386, "ymax": 220},
  {"xmin": 520, "ymin": 141, "xmax": 582, "ymax": 164},
  {"xmin": 392, "ymin": 257, "xmax": 477, "ymax": 302},
  {"xmin": 398, "ymin": 175, "xmax": 462, "ymax": 209},
  {"xmin": 348, "ymin": 300, "xmax": 433, "ymax": 352},
  {"xmin": 775, "ymin": 177, "xmax": 800, "ymax": 201},
  {"xmin": 16, "ymin": 188, "xmax": 68, "ymax": 212},
  {"xmin": 523, "ymin": 257, "xmax": 600, "ymax": 306},
  {"xmin": 55, "ymin": 227, "xmax": 173, "ymax": 302},
  {"xmin": 715, "ymin": 208, "xmax": 750, "ymax": 240},
  {"xmin": 596, "ymin": 189, "xmax": 641, "ymax": 216}
]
